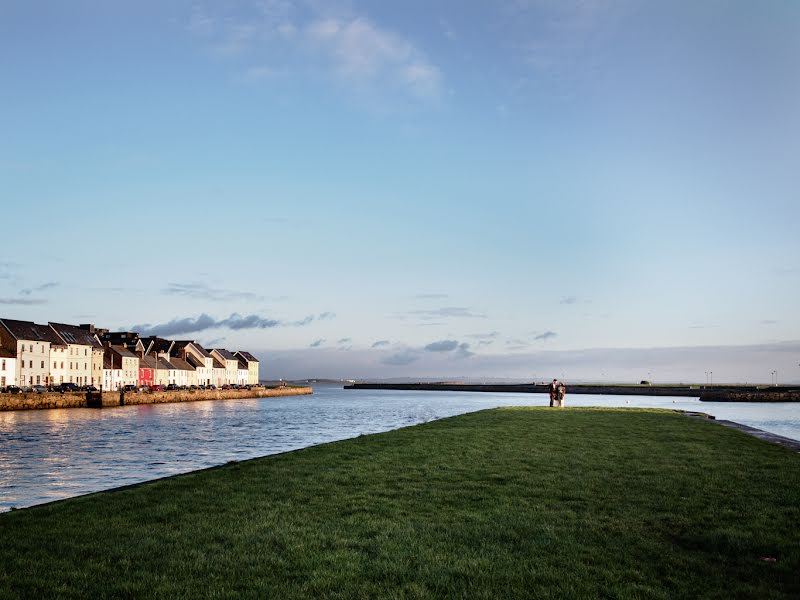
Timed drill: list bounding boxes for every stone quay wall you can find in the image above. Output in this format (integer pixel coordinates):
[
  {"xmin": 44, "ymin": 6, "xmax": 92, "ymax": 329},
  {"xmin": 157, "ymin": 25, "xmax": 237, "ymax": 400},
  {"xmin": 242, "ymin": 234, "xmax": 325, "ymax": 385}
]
[
  {"xmin": 700, "ymin": 389, "xmax": 800, "ymax": 403},
  {"xmin": 0, "ymin": 387, "xmax": 313, "ymax": 411}
]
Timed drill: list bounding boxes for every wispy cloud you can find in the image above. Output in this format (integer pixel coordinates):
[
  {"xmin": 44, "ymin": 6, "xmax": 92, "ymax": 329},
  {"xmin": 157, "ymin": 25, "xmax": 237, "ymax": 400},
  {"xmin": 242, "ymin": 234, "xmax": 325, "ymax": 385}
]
[
  {"xmin": 406, "ymin": 306, "xmax": 487, "ymax": 321},
  {"xmin": 188, "ymin": 3, "xmax": 444, "ymax": 102},
  {"xmin": 466, "ymin": 331, "xmax": 499, "ymax": 340},
  {"xmin": 371, "ymin": 339, "xmax": 390, "ymax": 348},
  {"xmin": 131, "ymin": 311, "xmax": 320, "ymax": 337},
  {"xmin": 309, "ymin": 338, "xmax": 325, "ymax": 348},
  {"xmin": 559, "ymin": 296, "xmax": 578, "ymax": 305},
  {"xmin": 0, "ymin": 298, "xmax": 47, "ymax": 305},
  {"xmin": 19, "ymin": 281, "xmax": 59, "ymax": 296},
  {"xmin": 162, "ymin": 282, "xmax": 264, "ymax": 302},
  {"xmin": 534, "ymin": 330, "xmax": 557, "ymax": 341}
]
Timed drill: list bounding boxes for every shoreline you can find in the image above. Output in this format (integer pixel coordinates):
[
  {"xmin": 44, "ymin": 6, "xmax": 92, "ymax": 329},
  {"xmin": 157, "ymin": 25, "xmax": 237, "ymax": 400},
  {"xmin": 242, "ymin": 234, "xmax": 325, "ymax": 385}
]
[{"xmin": 0, "ymin": 386, "xmax": 313, "ymax": 411}]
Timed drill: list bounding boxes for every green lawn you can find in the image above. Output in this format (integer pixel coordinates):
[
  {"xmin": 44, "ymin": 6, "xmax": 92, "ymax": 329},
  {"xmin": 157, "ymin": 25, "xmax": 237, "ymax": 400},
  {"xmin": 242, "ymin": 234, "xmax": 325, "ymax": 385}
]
[{"xmin": 1, "ymin": 408, "xmax": 798, "ymax": 599}]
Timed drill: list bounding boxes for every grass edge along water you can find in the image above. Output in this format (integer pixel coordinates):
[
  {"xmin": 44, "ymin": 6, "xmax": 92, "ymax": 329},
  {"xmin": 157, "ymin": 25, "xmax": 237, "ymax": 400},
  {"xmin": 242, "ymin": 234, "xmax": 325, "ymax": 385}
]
[{"xmin": 1, "ymin": 407, "xmax": 798, "ymax": 599}]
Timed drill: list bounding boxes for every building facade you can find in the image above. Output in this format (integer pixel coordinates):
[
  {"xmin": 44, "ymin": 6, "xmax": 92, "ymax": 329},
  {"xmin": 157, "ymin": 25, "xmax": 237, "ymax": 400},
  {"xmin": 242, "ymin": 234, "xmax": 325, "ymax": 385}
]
[{"xmin": 0, "ymin": 349, "xmax": 17, "ymax": 387}]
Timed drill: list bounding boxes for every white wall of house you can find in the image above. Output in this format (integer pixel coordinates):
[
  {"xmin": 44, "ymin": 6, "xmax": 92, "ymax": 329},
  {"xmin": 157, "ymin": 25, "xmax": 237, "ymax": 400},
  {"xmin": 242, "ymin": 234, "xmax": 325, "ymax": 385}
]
[
  {"xmin": 103, "ymin": 368, "xmax": 123, "ymax": 390},
  {"xmin": 1, "ymin": 357, "xmax": 17, "ymax": 387},
  {"xmin": 248, "ymin": 362, "xmax": 259, "ymax": 385},
  {"xmin": 237, "ymin": 368, "xmax": 248, "ymax": 385},
  {"xmin": 51, "ymin": 344, "xmax": 93, "ymax": 386},
  {"xmin": 91, "ymin": 348, "xmax": 104, "ymax": 387},
  {"xmin": 120, "ymin": 356, "xmax": 139, "ymax": 387},
  {"xmin": 213, "ymin": 367, "xmax": 226, "ymax": 386},
  {"xmin": 17, "ymin": 340, "xmax": 52, "ymax": 387}
]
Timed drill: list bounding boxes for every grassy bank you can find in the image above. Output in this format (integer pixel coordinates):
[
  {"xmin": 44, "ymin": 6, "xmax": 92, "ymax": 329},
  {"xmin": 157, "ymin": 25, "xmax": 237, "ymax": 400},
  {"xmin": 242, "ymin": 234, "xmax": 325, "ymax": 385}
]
[{"xmin": 1, "ymin": 408, "xmax": 798, "ymax": 599}]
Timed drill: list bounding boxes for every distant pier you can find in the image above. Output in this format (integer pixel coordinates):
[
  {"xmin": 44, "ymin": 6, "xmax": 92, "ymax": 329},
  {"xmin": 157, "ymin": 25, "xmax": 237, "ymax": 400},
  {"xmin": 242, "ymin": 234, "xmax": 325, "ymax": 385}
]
[{"xmin": 344, "ymin": 382, "xmax": 800, "ymax": 402}]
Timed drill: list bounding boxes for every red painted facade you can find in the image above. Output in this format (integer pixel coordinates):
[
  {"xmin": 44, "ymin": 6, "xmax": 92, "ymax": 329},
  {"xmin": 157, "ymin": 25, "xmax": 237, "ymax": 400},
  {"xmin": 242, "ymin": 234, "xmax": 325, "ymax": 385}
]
[{"xmin": 138, "ymin": 367, "xmax": 154, "ymax": 387}]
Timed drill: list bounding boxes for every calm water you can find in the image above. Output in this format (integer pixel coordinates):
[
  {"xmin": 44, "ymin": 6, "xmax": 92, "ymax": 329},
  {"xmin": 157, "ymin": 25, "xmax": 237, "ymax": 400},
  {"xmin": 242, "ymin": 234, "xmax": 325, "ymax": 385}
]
[{"xmin": 1, "ymin": 385, "xmax": 799, "ymax": 511}]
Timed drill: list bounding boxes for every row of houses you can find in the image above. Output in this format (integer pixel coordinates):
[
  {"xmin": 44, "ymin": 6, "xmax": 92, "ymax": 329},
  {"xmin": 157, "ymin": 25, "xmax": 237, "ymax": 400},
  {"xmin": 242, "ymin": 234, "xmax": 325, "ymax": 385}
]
[{"xmin": 0, "ymin": 319, "xmax": 260, "ymax": 390}]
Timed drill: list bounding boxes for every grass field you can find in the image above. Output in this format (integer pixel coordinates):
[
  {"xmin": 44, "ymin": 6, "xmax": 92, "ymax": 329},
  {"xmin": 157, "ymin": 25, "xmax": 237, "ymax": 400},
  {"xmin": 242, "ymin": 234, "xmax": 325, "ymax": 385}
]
[{"xmin": 1, "ymin": 408, "xmax": 798, "ymax": 599}]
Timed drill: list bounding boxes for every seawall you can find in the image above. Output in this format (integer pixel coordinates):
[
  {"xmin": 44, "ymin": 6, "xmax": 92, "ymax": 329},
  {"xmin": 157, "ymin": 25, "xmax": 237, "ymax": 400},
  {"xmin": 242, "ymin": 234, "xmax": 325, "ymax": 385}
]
[
  {"xmin": 0, "ymin": 387, "xmax": 313, "ymax": 411},
  {"xmin": 344, "ymin": 382, "xmax": 703, "ymax": 397},
  {"xmin": 700, "ymin": 389, "xmax": 800, "ymax": 402}
]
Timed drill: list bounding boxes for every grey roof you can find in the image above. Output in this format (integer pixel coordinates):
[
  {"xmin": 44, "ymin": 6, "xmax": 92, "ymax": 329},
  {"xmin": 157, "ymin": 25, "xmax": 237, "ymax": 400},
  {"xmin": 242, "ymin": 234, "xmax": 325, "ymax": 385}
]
[
  {"xmin": 0, "ymin": 347, "xmax": 15, "ymax": 359},
  {"xmin": 108, "ymin": 345, "xmax": 137, "ymax": 358},
  {"xmin": 183, "ymin": 342, "xmax": 212, "ymax": 358},
  {"xmin": 143, "ymin": 337, "xmax": 173, "ymax": 354},
  {"xmin": 170, "ymin": 357, "xmax": 195, "ymax": 371},
  {"xmin": 212, "ymin": 348, "xmax": 236, "ymax": 361},
  {"xmin": 237, "ymin": 358, "xmax": 248, "ymax": 369},
  {"xmin": 212, "ymin": 358, "xmax": 225, "ymax": 369},
  {"xmin": 185, "ymin": 354, "xmax": 205, "ymax": 369},
  {"xmin": 1, "ymin": 319, "xmax": 64, "ymax": 345},
  {"xmin": 49, "ymin": 322, "xmax": 103, "ymax": 348},
  {"xmin": 235, "ymin": 351, "xmax": 259, "ymax": 363},
  {"xmin": 139, "ymin": 355, "xmax": 175, "ymax": 370}
]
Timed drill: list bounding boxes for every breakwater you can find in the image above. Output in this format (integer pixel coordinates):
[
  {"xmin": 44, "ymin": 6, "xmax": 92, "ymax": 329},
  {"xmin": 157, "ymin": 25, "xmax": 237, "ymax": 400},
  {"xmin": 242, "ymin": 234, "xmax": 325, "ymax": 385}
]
[
  {"xmin": 345, "ymin": 382, "xmax": 702, "ymax": 396},
  {"xmin": 700, "ymin": 388, "xmax": 800, "ymax": 402},
  {"xmin": 344, "ymin": 382, "xmax": 800, "ymax": 402},
  {"xmin": 0, "ymin": 386, "xmax": 313, "ymax": 411}
]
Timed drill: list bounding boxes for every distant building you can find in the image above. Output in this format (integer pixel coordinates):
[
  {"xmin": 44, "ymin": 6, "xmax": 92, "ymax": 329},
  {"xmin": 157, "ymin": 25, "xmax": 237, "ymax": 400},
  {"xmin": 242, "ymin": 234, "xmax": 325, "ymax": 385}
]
[
  {"xmin": 234, "ymin": 351, "xmax": 260, "ymax": 384},
  {"xmin": 170, "ymin": 341, "xmax": 213, "ymax": 386},
  {"xmin": 0, "ymin": 348, "xmax": 17, "ymax": 387},
  {"xmin": 210, "ymin": 349, "xmax": 239, "ymax": 385},
  {"xmin": 0, "ymin": 318, "xmax": 63, "ymax": 387},
  {"xmin": 49, "ymin": 322, "xmax": 103, "ymax": 387},
  {"xmin": 103, "ymin": 345, "xmax": 139, "ymax": 389}
]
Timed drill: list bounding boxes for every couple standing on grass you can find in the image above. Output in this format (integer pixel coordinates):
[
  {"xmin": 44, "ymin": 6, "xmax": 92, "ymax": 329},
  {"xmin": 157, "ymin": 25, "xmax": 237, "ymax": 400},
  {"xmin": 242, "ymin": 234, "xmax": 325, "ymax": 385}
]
[{"xmin": 548, "ymin": 379, "xmax": 566, "ymax": 407}]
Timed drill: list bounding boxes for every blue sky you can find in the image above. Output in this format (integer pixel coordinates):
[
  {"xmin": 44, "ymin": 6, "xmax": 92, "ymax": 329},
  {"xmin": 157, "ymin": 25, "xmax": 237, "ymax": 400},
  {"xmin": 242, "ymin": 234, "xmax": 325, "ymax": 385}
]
[{"xmin": 2, "ymin": 1, "xmax": 799, "ymax": 382}]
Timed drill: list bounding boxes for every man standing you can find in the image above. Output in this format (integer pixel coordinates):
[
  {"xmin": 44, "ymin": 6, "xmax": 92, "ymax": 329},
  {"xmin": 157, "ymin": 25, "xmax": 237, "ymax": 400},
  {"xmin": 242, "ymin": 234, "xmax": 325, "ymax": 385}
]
[
  {"xmin": 558, "ymin": 381, "xmax": 566, "ymax": 408},
  {"xmin": 548, "ymin": 378, "xmax": 559, "ymax": 407}
]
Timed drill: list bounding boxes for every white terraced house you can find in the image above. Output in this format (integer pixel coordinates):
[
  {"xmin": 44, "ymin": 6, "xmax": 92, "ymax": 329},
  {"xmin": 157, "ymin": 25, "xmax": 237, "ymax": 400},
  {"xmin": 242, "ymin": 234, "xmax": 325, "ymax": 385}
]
[
  {"xmin": 49, "ymin": 322, "xmax": 103, "ymax": 387},
  {"xmin": 210, "ymin": 349, "xmax": 239, "ymax": 385},
  {"xmin": 234, "ymin": 351, "xmax": 260, "ymax": 384},
  {"xmin": 0, "ymin": 318, "xmax": 62, "ymax": 387},
  {"xmin": 0, "ymin": 349, "xmax": 17, "ymax": 387}
]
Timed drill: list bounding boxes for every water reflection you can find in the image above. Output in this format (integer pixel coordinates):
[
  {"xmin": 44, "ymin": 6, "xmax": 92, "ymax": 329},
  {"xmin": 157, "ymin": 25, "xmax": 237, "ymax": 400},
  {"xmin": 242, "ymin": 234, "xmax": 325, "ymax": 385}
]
[{"xmin": 1, "ymin": 385, "xmax": 798, "ymax": 511}]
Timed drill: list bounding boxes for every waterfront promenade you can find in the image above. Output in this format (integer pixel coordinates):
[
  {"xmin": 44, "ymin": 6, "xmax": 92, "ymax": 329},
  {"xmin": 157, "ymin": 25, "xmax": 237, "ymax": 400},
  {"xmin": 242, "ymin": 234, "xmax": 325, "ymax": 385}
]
[{"xmin": 1, "ymin": 407, "xmax": 798, "ymax": 598}]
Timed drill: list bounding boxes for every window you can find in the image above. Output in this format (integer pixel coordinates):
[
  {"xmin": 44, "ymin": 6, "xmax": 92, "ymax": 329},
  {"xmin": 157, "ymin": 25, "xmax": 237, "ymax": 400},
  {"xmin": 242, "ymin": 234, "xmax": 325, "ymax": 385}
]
[
  {"xmin": 84, "ymin": 362, "xmax": 87, "ymax": 370},
  {"xmin": 61, "ymin": 361, "xmax": 64, "ymax": 369},
  {"xmin": 41, "ymin": 361, "xmax": 44, "ymax": 369},
  {"xmin": 29, "ymin": 360, "xmax": 33, "ymax": 368},
  {"xmin": 29, "ymin": 344, "xmax": 33, "ymax": 352},
  {"xmin": 85, "ymin": 349, "xmax": 87, "ymax": 356},
  {"xmin": 1, "ymin": 360, "xmax": 4, "ymax": 370},
  {"xmin": 36, "ymin": 376, "xmax": 40, "ymax": 385}
]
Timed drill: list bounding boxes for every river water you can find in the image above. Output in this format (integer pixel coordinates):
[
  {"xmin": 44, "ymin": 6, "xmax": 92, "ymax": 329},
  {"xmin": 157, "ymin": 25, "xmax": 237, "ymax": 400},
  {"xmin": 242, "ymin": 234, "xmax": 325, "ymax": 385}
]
[{"xmin": 1, "ymin": 385, "xmax": 798, "ymax": 511}]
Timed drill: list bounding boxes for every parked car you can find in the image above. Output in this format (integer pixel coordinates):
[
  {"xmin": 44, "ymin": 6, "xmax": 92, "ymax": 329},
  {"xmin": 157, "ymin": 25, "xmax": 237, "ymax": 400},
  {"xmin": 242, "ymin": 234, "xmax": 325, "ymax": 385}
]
[
  {"xmin": 82, "ymin": 385, "xmax": 98, "ymax": 392},
  {"xmin": 151, "ymin": 384, "xmax": 164, "ymax": 392},
  {"xmin": 32, "ymin": 385, "xmax": 48, "ymax": 393},
  {"xmin": 5, "ymin": 386, "xmax": 21, "ymax": 394},
  {"xmin": 54, "ymin": 383, "xmax": 80, "ymax": 393},
  {"xmin": 122, "ymin": 384, "xmax": 138, "ymax": 392},
  {"xmin": 189, "ymin": 385, "xmax": 198, "ymax": 390},
  {"xmin": 165, "ymin": 383, "xmax": 179, "ymax": 391}
]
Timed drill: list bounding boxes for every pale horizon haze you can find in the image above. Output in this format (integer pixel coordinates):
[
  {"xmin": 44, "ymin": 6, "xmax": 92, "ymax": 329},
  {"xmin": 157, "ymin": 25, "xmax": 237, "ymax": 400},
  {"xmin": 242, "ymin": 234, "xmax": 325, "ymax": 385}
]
[{"xmin": 2, "ymin": 1, "xmax": 799, "ymax": 383}]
